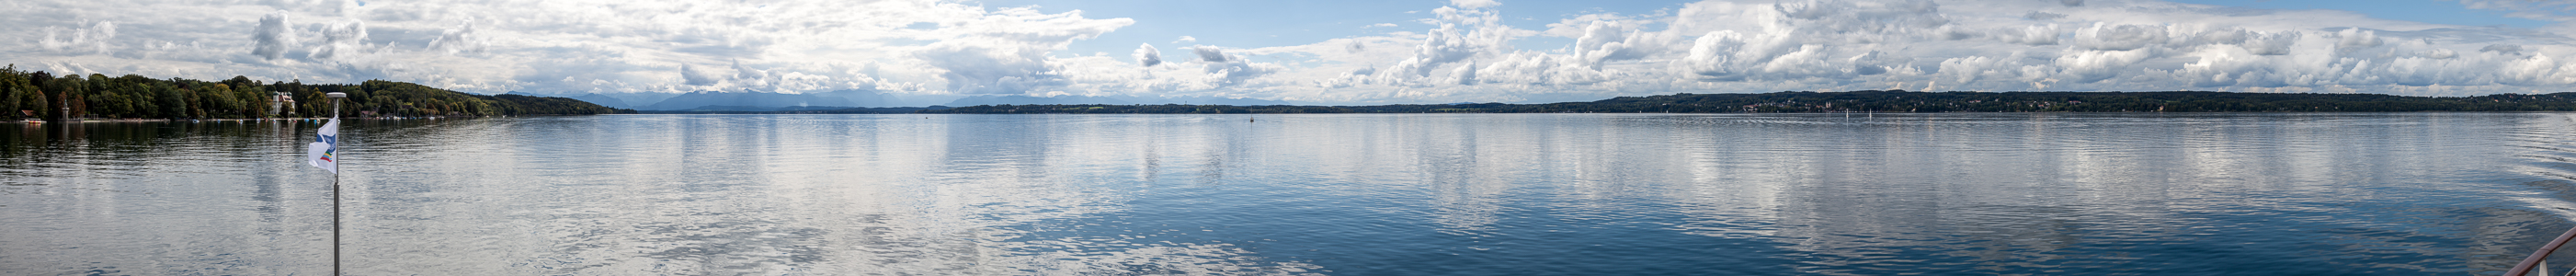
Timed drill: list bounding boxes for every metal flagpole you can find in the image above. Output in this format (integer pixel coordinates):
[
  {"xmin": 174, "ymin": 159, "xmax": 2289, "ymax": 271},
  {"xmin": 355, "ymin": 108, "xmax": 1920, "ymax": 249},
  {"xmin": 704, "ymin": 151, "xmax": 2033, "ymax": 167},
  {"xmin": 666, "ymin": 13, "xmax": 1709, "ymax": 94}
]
[{"xmin": 325, "ymin": 92, "xmax": 346, "ymax": 276}]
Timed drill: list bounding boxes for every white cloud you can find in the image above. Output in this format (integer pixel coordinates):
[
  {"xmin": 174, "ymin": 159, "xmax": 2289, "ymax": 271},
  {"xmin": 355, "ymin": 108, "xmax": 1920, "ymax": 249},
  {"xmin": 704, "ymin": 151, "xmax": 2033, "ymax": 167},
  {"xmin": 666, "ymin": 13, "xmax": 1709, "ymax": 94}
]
[
  {"xmin": 1996, "ymin": 25, "xmax": 2061, "ymax": 46},
  {"xmin": 1451, "ymin": 0, "xmax": 1501, "ymax": 9},
  {"xmin": 2071, "ymin": 23, "xmax": 2168, "ymax": 51},
  {"xmin": 2056, "ymin": 49, "xmax": 2151, "ymax": 83},
  {"xmin": 2484, "ymin": 43, "xmax": 2529, "ymax": 55},
  {"xmin": 251, "ymin": 11, "xmax": 295, "ymax": 61},
  {"xmin": 1134, "ymin": 43, "xmax": 1162, "ymax": 67},
  {"xmin": 1685, "ymin": 30, "xmax": 1750, "ymax": 81},
  {"xmin": 426, "ymin": 17, "xmax": 487, "ymax": 55},
  {"xmin": 1575, "ymin": 20, "xmax": 1660, "ymax": 70},
  {"xmin": 2458, "ymin": 0, "xmax": 2576, "ymax": 22},
  {"xmin": 39, "ymin": 21, "xmax": 116, "ymax": 55},
  {"xmin": 2241, "ymin": 30, "xmax": 2301, "ymax": 55},
  {"xmin": 680, "ymin": 63, "xmax": 724, "ymax": 86},
  {"xmin": 306, "ymin": 19, "xmax": 366, "ymax": 61},
  {"xmin": 11, "ymin": 0, "xmax": 2576, "ymax": 104},
  {"xmin": 1191, "ymin": 45, "xmax": 1228, "ymax": 63},
  {"xmin": 1451, "ymin": 61, "xmax": 1478, "ymax": 85}
]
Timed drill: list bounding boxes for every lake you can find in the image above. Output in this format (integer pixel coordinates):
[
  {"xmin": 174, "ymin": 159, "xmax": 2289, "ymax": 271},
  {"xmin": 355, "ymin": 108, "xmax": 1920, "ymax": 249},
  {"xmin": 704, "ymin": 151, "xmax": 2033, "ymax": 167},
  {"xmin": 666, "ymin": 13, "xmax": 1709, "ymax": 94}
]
[{"xmin": 5, "ymin": 113, "xmax": 2576, "ymax": 275}]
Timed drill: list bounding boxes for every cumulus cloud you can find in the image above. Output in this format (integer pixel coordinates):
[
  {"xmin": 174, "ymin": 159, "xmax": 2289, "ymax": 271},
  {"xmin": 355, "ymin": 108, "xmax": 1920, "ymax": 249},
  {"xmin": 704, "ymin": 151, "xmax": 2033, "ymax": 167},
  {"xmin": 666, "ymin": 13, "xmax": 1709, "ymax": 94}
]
[
  {"xmin": 2241, "ymin": 30, "xmax": 2301, "ymax": 55},
  {"xmin": 427, "ymin": 17, "xmax": 488, "ymax": 55},
  {"xmin": 732, "ymin": 60, "xmax": 772, "ymax": 87},
  {"xmin": 2458, "ymin": 0, "xmax": 2576, "ymax": 22},
  {"xmin": 2334, "ymin": 28, "xmax": 2384, "ymax": 53},
  {"xmin": 2057, "ymin": 49, "xmax": 2151, "ymax": 83},
  {"xmin": 1170, "ymin": 45, "xmax": 1283, "ymax": 87},
  {"xmin": 1685, "ymin": 30, "xmax": 1750, "ymax": 81},
  {"xmin": 1575, "ymin": 20, "xmax": 1666, "ymax": 70},
  {"xmin": 1996, "ymin": 25, "xmax": 2061, "ymax": 45},
  {"xmin": 1364, "ymin": 6, "xmax": 1520, "ymax": 86},
  {"xmin": 1134, "ymin": 43, "xmax": 1162, "ymax": 67},
  {"xmin": 915, "ymin": 6, "xmax": 1132, "ymax": 94},
  {"xmin": 1451, "ymin": 0, "xmax": 1501, "ymax": 9},
  {"xmin": 307, "ymin": 20, "xmax": 368, "ymax": 61},
  {"xmin": 680, "ymin": 63, "xmax": 724, "ymax": 86},
  {"xmin": 2024, "ymin": 11, "xmax": 2067, "ymax": 20},
  {"xmin": 252, "ymin": 11, "xmax": 296, "ymax": 61},
  {"xmin": 14, "ymin": 0, "xmax": 2576, "ymax": 105},
  {"xmin": 1191, "ymin": 45, "xmax": 1228, "ymax": 63},
  {"xmin": 2484, "ymin": 44, "xmax": 2528, "ymax": 56},
  {"xmin": 918, "ymin": 44, "xmax": 1066, "ymax": 94},
  {"xmin": 2072, "ymin": 23, "xmax": 2168, "ymax": 51},
  {"xmin": 39, "ymin": 21, "xmax": 116, "ymax": 55},
  {"xmin": 1289, "ymin": 0, "xmax": 2576, "ymax": 100},
  {"xmin": 1848, "ymin": 51, "xmax": 1896, "ymax": 75}
]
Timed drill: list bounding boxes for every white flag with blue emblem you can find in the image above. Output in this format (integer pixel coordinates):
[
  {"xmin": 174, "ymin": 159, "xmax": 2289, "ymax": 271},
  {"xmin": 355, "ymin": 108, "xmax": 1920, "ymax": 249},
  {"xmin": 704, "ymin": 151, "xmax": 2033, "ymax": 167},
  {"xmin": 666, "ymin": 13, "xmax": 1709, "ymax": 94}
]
[{"xmin": 306, "ymin": 119, "xmax": 340, "ymax": 174}]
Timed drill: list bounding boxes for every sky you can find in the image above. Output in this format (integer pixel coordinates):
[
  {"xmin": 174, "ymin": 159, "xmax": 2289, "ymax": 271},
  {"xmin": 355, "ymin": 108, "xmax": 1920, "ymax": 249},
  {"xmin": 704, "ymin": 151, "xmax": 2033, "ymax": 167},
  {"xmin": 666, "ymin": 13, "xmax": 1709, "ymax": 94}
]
[{"xmin": 9, "ymin": 0, "xmax": 2576, "ymax": 105}]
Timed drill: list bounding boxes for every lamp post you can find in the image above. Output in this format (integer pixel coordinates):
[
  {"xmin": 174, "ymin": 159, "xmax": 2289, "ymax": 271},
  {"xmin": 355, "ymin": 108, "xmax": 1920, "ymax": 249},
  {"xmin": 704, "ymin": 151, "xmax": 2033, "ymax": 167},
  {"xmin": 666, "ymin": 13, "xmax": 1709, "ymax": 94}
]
[
  {"xmin": 324, "ymin": 92, "xmax": 345, "ymax": 276},
  {"xmin": 327, "ymin": 93, "xmax": 345, "ymax": 120}
]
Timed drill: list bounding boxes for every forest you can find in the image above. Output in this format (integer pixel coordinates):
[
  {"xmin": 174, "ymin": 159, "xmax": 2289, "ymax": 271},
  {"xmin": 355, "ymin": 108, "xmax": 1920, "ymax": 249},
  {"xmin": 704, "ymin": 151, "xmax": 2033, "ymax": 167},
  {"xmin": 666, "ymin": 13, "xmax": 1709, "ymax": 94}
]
[
  {"xmin": 0, "ymin": 64, "xmax": 627, "ymax": 121},
  {"xmin": 920, "ymin": 90, "xmax": 2576, "ymax": 114}
]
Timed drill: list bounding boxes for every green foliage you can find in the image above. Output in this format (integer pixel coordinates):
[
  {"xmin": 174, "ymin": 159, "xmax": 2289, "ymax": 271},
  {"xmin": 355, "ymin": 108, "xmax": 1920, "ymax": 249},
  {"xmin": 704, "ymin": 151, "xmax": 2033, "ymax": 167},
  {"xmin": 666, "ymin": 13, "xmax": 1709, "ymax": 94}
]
[{"xmin": 0, "ymin": 65, "xmax": 627, "ymax": 121}]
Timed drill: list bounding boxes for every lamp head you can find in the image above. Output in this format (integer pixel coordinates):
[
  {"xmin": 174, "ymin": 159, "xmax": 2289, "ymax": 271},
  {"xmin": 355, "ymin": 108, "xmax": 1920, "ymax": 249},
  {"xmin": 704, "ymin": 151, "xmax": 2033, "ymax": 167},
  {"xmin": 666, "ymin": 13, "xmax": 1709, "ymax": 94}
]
[{"xmin": 325, "ymin": 92, "xmax": 347, "ymax": 98}]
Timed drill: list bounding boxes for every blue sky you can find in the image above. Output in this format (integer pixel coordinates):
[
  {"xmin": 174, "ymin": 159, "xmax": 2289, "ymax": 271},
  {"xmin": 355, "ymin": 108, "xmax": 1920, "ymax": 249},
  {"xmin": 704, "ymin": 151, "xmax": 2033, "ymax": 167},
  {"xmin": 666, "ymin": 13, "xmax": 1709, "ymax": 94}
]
[{"xmin": 9, "ymin": 0, "xmax": 2576, "ymax": 104}]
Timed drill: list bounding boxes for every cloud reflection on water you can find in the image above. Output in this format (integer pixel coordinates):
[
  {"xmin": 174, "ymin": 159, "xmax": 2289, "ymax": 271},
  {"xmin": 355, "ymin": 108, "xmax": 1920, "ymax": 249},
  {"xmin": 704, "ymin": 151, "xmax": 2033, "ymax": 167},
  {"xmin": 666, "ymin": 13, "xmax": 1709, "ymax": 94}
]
[{"xmin": 6, "ymin": 114, "xmax": 2576, "ymax": 274}]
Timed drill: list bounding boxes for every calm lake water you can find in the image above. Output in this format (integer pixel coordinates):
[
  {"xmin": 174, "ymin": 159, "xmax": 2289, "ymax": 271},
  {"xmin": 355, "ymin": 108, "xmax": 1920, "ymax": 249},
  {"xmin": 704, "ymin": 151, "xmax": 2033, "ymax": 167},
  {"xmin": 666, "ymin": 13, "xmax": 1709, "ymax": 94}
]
[{"xmin": 7, "ymin": 113, "xmax": 2576, "ymax": 275}]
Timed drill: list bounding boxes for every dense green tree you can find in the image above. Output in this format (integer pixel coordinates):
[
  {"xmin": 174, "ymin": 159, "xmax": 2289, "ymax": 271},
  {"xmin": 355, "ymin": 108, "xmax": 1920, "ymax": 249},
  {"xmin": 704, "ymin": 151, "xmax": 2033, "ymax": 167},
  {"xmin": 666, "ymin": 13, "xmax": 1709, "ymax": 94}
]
[
  {"xmin": 0, "ymin": 66, "xmax": 21, "ymax": 120},
  {"xmin": 1, "ymin": 85, "xmax": 17, "ymax": 120},
  {"xmin": 22, "ymin": 88, "xmax": 45, "ymax": 120},
  {"xmin": 45, "ymin": 75, "xmax": 83, "ymax": 119},
  {"xmin": 0, "ymin": 67, "xmax": 624, "ymax": 121}
]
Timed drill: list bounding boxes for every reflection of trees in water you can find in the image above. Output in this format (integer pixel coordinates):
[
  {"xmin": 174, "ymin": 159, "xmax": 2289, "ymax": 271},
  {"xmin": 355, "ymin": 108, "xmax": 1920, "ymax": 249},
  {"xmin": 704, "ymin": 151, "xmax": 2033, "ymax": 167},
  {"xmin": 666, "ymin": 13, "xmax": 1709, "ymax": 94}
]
[
  {"xmin": 1, "ymin": 121, "xmax": 317, "ymax": 191},
  {"xmin": 332, "ymin": 116, "xmax": 1322, "ymax": 274},
  {"xmin": 4, "ymin": 117, "xmax": 1328, "ymax": 275},
  {"xmin": 18, "ymin": 114, "xmax": 2576, "ymax": 274},
  {"xmin": 0, "ymin": 120, "xmax": 349, "ymax": 275}
]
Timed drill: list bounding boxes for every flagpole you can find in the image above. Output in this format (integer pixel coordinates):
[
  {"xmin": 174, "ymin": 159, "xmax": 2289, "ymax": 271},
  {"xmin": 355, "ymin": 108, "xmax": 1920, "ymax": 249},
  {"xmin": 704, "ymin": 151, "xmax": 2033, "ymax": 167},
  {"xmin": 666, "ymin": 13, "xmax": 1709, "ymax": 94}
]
[{"xmin": 325, "ymin": 92, "xmax": 346, "ymax": 276}]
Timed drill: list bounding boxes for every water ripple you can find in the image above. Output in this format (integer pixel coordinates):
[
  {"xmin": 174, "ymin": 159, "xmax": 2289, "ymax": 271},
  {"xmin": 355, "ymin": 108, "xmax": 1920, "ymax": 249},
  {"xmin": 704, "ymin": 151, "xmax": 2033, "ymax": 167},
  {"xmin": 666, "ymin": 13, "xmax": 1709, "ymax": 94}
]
[{"xmin": 6, "ymin": 113, "xmax": 2576, "ymax": 274}]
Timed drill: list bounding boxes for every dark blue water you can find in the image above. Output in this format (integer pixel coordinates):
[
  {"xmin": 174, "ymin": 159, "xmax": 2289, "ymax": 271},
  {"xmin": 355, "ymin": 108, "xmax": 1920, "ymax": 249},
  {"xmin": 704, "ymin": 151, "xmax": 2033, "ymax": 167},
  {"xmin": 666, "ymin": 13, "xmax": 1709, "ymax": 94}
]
[{"xmin": 6, "ymin": 113, "xmax": 2576, "ymax": 275}]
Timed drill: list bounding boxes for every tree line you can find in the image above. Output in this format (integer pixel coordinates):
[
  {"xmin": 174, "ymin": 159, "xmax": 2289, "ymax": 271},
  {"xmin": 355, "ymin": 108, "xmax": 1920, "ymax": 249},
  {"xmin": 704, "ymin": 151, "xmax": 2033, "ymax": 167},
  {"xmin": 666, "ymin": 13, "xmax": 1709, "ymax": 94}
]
[
  {"xmin": 0, "ymin": 64, "xmax": 628, "ymax": 121},
  {"xmin": 919, "ymin": 90, "xmax": 2576, "ymax": 114}
]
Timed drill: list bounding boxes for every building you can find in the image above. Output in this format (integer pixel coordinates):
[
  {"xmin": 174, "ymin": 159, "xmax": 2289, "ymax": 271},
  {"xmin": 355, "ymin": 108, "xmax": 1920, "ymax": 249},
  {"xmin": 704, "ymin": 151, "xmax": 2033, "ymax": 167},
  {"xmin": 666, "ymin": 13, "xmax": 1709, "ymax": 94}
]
[{"xmin": 272, "ymin": 92, "xmax": 296, "ymax": 116}]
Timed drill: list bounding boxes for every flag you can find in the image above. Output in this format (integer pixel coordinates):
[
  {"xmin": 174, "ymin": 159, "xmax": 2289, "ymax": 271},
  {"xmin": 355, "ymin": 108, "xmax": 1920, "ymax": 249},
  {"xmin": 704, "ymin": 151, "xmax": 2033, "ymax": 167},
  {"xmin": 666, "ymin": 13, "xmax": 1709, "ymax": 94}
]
[{"xmin": 307, "ymin": 119, "xmax": 339, "ymax": 174}]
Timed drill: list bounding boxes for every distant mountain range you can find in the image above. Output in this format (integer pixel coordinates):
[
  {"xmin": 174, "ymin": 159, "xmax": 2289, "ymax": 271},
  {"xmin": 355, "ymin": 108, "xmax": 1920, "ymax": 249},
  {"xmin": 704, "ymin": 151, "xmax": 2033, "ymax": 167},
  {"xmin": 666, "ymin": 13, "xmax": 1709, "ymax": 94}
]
[
  {"xmin": 639, "ymin": 92, "xmax": 855, "ymax": 110},
  {"xmin": 508, "ymin": 90, "xmax": 1293, "ymax": 111},
  {"xmin": 940, "ymin": 95, "xmax": 1291, "ymax": 107}
]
